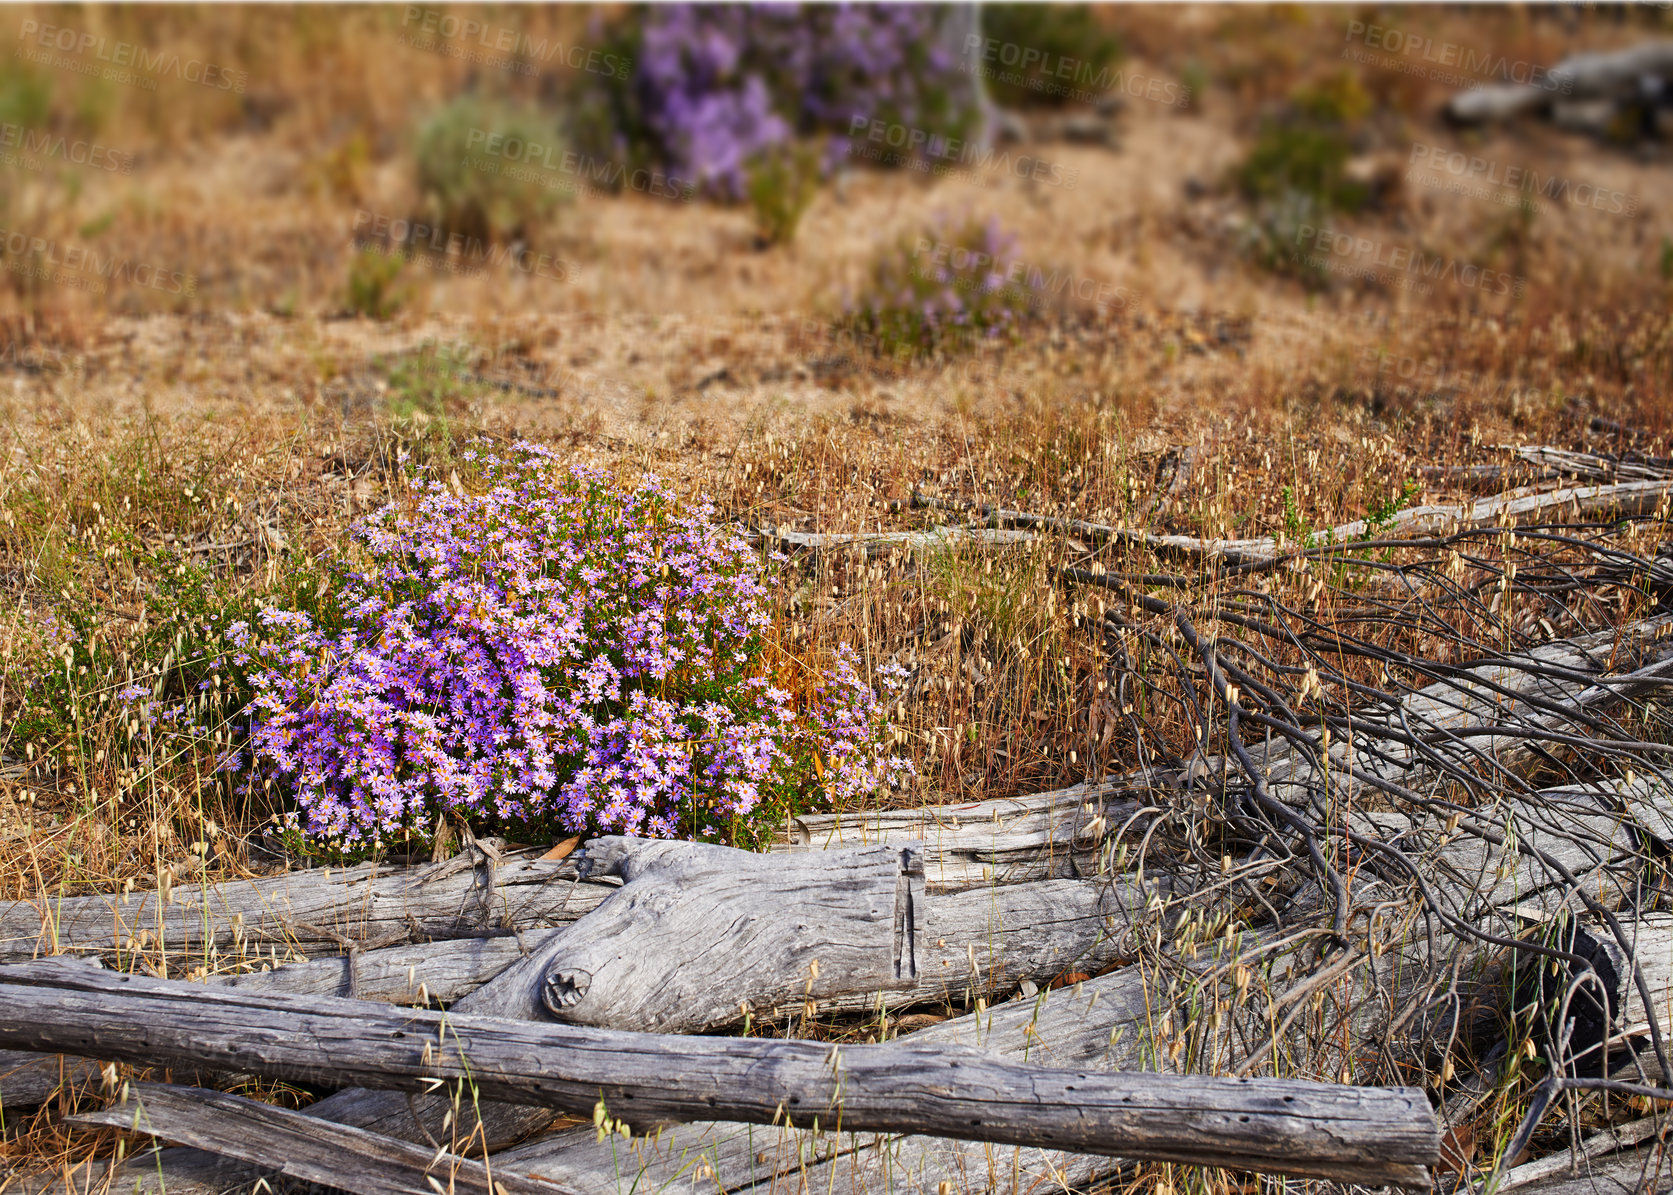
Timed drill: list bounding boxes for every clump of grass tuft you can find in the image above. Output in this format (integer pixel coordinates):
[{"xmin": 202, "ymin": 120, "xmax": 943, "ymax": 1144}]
[
  {"xmin": 746, "ymin": 142, "xmax": 821, "ymax": 248},
  {"xmin": 345, "ymin": 248, "xmax": 408, "ymax": 319},
  {"xmin": 414, "ymin": 95, "xmax": 568, "ymax": 246}
]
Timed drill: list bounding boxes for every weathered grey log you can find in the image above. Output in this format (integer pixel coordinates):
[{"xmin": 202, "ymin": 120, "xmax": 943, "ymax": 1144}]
[
  {"xmin": 514, "ymin": 838, "xmax": 1174, "ymax": 1030},
  {"xmin": 758, "ymin": 524, "xmax": 1037, "ymax": 556},
  {"xmin": 1504, "ymin": 446, "xmax": 1673, "ymax": 484},
  {"xmin": 0, "ymin": 844, "xmax": 611, "ymax": 964},
  {"xmin": 68, "ymin": 1081, "xmax": 581, "ymax": 1195},
  {"xmin": 875, "ymin": 784, "xmax": 1654, "ymax": 1085},
  {"xmin": 41, "ymin": 869, "xmax": 1157, "ymax": 1024},
  {"xmin": 778, "ymin": 776, "xmax": 1148, "ymax": 890},
  {"xmin": 1053, "ymin": 477, "xmax": 1673, "ymax": 565},
  {"xmin": 1448, "ymin": 40, "xmax": 1673, "ymax": 125},
  {"xmin": 1251, "ymin": 615, "xmax": 1673, "ymax": 808},
  {"xmin": 1495, "ymin": 1116, "xmax": 1667, "ymax": 1192},
  {"xmin": 215, "ymin": 930, "xmax": 541, "ymax": 1003},
  {"xmin": 487, "ymin": 776, "xmax": 1649, "ymax": 1195},
  {"xmin": 87, "ymin": 874, "xmax": 1173, "ymax": 1194},
  {"xmin": 497, "ymin": 837, "xmax": 927, "ymax": 1032},
  {"xmin": 0, "ymin": 1047, "xmax": 103, "ymax": 1109},
  {"xmin": 79, "ymin": 837, "xmax": 1184, "ymax": 1192},
  {"xmin": 0, "ymin": 962, "xmax": 1439, "ymax": 1187},
  {"xmin": 493, "ymin": 1115, "xmax": 1109, "ymax": 1195},
  {"xmin": 1494, "ymin": 1142, "xmax": 1673, "ymax": 1195}
]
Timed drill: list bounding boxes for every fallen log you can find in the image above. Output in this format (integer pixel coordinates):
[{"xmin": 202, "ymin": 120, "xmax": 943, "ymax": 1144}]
[
  {"xmin": 0, "ymin": 962, "xmax": 1440, "ymax": 1187},
  {"xmin": 903, "ymin": 781, "xmax": 1664, "ymax": 1077},
  {"xmin": 940, "ymin": 477, "xmax": 1673, "ymax": 566},
  {"xmin": 68, "ymin": 1081, "xmax": 581, "ymax": 1195},
  {"xmin": 483, "ymin": 778, "xmax": 1659, "ymax": 1195},
  {"xmin": 1494, "ymin": 1142, "xmax": 1672, "ymax": 1195},
  {"xmin": 759, "ymin": 524, "xmax": 1037, "ymax": 556},
  {"xmin": 1447, "ymin": 40, "xmax": 1673, "ymax": 125},
  {"xmin": 65, "ymin": 869, "xmax": 1160, "ymax": 1022},
  {"xmin": 1493, "ymin": 1116, "xmax": 1667, "ymax": 1193},
  {"xmin": 89, "ymin": 843, "xmax": 1181, "ymax": 1191},
  {"xmin": 1503, "ymin": 446, "xmax": 1673, "ymax": 484},
  {"xmin": 0, "ymin": 1047, "xmax": 102, "ymax": 1109},
  {"xmin": 0, "ymin": 844, "xmax": 609, "ymax": 965},
  {"xmin": 777, "ymin": 776, "xmax": 1149, "ymax": 890},
  {"xmin": 457, "ymin": 838, "xmax": 928, "ymax": 1032},
  {"xmin": 1243, "ymin": 614, "xmax": 1673, "ymax": 807},
  {"xmin": 493, "ymin": 1115, "xmax": 1109, "ymax": 1195}
]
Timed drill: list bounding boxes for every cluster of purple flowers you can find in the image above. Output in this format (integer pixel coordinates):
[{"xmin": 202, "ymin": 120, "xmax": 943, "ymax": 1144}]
[
  {"xmin": 848, "ymin": 214, "xmax": 1032, "ymax": 355},
  {"xmin": 231, "ymin": 443, "xmax": 909, "ymax": 846},
  {"xmin": 588, "ymin": 4, "xmax": 980, "ymax": 197}
]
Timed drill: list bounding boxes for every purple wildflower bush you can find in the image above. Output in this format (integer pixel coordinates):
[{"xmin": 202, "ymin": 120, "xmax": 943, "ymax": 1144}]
[
  {"xmin": 845, "ymin": 214, "xmax": 1041, "ymax": 357},
  {"xmin": 229, "ymin": 443, "xmax": 910, "ymax": 850},
  {"xmin": 577, "ymin": 4, "xmax": 982, "ymax": 198}
]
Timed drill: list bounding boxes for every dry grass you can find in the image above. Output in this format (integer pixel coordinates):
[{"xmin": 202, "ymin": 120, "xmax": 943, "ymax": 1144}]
[{"xmin": 3, "ymin": 2, "xmax": 1673, "ymax": 1189}]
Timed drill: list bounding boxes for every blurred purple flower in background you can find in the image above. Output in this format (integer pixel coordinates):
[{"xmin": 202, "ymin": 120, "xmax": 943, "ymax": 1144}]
[{"xmin": 581, "ymin": 4, "xmax": 982, "ymax": 197}]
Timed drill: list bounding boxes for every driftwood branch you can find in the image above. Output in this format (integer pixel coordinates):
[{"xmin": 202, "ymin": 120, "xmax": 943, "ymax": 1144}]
[
  {"xmin": 929, "ymin": 477, "xmax": 1673, "ymax": 565},
  {"xmin": 758, "ymin": 524, "xmax": 1037, "ymax": 555},
  {"xmin": 0, "ymin": 961, "xmax": 1439, "ymax": 1187}
]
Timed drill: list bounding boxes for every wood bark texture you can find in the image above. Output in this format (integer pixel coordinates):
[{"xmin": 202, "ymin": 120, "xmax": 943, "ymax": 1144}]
[
  {"xmin": 0, "ymin": 961, "xmax": 1439, "ymax": 1187},
  {"xmin": 68, "ymin": 1081, "xmax": 582, "ymax": 1195},
  {"xmin": 0, "ymin": 845, "xmax": 609, "ymax": 964}
]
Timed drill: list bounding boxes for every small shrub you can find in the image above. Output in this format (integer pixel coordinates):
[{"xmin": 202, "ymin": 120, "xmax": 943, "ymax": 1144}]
[
  {"xmin": 1237, "ymin": 70, "xmax": 1372, "ymax": 284},
  {"xmin": 1239, "ymin": 124, "xmax": 1364, "ymax": 213},
  {"xmin": 232, "ymin": 443, "xmax": 910, "ymax": 849},
  {"xmin": 0, "ymin": 62, "xmax": 53, "ymax": 130},
  {"xmin": 345, "ymin": 248, "xmax": 407, "ymax": 319},
  {"xmin": 978, "ymin": 4, "xmax": 1124, "ymax": 109},
  {"xmin": 746, "ymin": 142, "xmax": 821, "ymax": 247},
  {"xmin": 414, "ymin": 96, "xmax": 567, "ymax": 245},
  {"xmin": 844, "ymin": 216, "xmax": 1041, "ymax": 358}
]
